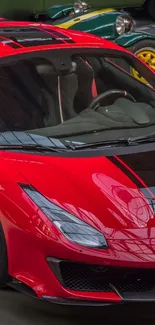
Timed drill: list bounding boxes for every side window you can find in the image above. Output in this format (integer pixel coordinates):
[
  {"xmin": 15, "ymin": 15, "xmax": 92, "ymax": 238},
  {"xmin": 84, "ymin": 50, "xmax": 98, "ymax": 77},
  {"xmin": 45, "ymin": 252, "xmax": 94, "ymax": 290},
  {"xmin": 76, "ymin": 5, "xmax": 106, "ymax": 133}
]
[
  {"xmin": 0, "ymin": 57, "xmax": 56, "ymax": 132},
  {"xmin": 107, "ymin": 56, "xmax": 150, "ymax": 86},
  {"xmin": 85, "ymin": 54, "xmax": 155, "ymax": 104},
  {"xmin": 105, "ymin": 56, "xmax": 155, "ymax": 101}
]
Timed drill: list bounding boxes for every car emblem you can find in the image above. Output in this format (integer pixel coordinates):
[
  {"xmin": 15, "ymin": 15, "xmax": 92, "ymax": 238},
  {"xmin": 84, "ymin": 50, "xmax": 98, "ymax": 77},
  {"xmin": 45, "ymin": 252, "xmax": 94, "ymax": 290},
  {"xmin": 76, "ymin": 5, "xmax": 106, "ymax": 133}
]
[{"xmin": 92, "ymin": 266, "xmax": 107, "ymax": 273}]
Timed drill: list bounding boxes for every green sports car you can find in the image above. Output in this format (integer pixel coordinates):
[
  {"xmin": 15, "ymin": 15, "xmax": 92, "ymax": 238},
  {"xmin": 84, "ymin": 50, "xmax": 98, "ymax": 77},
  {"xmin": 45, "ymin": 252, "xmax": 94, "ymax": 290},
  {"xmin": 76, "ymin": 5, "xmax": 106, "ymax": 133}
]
[{"xmin": 47, "ymin": 1, "xmax": 155, "ymax": 83}]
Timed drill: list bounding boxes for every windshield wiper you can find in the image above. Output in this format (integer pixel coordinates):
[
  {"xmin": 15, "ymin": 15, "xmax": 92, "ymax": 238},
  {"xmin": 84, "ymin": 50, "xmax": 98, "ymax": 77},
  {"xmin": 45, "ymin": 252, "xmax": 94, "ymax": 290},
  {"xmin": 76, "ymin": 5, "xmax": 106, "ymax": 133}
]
[
  {"xmin": 68, "ymin": 138, "xmax": 135, "ymax": 150},
  {"xmin": 129, "ymin": 133, "xmax": 155, "ymax": 144},
  {"xmin": 68, "ymin": 133, "xmax": 155, "ymax": 150},
  {"xmin": 0, "ymin": 144, "xmax": 65, "ymax": 153}
]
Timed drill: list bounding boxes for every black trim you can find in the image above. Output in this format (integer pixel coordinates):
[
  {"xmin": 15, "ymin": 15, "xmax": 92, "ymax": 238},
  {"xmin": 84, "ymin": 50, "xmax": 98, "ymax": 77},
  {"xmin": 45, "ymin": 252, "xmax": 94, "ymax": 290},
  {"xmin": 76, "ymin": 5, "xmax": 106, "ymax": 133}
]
[
  {"xmin": 120, "ymin": 289, "xmax": 155, "ymax": 302},
  {"xmin": 43, "ymin": 296, "xmax": 116, "ymax": 306},
  {"xmin": 9, "ymin": 280, "xmax": 38, "ymax": 298},
  {"xmin": 110, "ymin": 151, "xmax": 155, "ymax": 210},
  {"xmin": 2, "ymin": 141, "xmax": 155, "ymax": 159},
  {"xmin": 117, "ymin": 151, "xmax": 155, "ymax": 190},
  {"xmin": 43, "ymin": 29, "xmax": 75, "ymax": 43},
  {"xmin": 2, "ymin": 40, "xmax": 20, "ymax": 49},
  {"xmin": 0, "ymin": 36, "xmax": 21, "ymax": 49},
  {"xmin": 108, "ymin": 156, "xmax": 143, "ymax": 189},
  {"xmin": 0, "ymin": 27, "xmax": 65, "ymax": 48},
  {"xmin": 13, "ymin": 38, "xmax": 64, "ymax": 47},
  {"xmin": 43, "ymin": 295, "xmax": 155, "ymax": 305},
  {"xmin": 8, "ymin": 43, "xmax": 20, "ymax": 49},
  {"xmin": 108, "ymin": 155, "xmax": 155, "ymax": 208},
  {"xmin": 0, "ymin": 26, "xmax": 75, "ymax": 48},
  {"xmin": 0, "ymin": 27, "xmax": 42, "ymax": 33}
]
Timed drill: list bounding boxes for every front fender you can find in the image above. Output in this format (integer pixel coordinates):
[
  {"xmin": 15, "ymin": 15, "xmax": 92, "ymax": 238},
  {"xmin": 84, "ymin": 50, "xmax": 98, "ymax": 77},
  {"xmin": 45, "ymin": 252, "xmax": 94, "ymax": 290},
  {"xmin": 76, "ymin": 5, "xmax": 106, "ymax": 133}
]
[{"xmin": 115, "ymin": 32, "xmax": 155, "ymax": 48}]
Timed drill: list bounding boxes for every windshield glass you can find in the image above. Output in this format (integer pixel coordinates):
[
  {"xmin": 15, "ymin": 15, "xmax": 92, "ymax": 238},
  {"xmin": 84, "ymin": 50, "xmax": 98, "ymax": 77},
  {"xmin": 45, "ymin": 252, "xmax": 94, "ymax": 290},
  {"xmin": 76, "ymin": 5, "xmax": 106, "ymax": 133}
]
[{"xmin": 0, "ymin": 48, "xmax": 155, "ymax": 146}]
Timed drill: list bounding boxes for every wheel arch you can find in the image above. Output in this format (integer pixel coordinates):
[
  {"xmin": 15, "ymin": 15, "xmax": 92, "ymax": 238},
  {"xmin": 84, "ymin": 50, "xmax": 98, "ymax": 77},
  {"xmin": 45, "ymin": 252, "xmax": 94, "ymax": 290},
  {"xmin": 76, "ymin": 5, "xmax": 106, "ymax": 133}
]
[{"xmin": 115, "ymin": 33, "xmax": 155, "ymax": 48}]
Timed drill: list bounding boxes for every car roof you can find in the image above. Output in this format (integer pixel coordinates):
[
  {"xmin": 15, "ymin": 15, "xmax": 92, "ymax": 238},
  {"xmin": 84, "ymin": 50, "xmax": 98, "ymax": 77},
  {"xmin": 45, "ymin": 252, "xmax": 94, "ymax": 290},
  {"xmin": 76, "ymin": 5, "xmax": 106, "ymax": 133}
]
[{"xmin": 0, "ymin": 20, "xmax": 127, "ymax": 57}]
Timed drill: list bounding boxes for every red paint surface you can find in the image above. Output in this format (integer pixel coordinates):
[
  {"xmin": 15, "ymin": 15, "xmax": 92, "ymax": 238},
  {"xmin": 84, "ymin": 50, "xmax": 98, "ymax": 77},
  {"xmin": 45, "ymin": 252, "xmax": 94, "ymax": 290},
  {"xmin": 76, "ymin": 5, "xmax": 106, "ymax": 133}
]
[
  {"xmin": 0, "ymin": 151, "xmax": 155, "ymax": 300},
  {"xmin": 0, "ymin": 21, "xmax": 154, "ymax": 303}
]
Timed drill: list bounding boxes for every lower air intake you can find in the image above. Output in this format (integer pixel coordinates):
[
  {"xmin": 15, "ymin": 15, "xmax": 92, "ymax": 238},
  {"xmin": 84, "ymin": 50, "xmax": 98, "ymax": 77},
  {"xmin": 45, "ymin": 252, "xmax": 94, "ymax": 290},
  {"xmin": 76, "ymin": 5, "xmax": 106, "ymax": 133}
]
[{"xmin": 51, "ymin": 260, "xmax": 155, "ymax": 294}]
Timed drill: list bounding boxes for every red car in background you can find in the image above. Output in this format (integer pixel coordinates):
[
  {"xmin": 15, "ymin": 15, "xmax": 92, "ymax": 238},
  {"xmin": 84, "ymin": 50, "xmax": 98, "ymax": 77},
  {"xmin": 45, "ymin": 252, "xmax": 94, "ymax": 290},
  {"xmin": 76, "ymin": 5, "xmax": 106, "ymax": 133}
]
[{"xmin": 0, "ymin": 20, "xmax": 155, "ymax": 306}]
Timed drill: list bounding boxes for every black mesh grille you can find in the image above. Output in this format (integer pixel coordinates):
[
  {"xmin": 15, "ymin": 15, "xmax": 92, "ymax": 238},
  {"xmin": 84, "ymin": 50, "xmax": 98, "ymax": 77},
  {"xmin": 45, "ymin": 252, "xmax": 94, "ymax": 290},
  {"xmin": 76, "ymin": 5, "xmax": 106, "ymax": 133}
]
[
  {"xmin": 116, "ymin": 280, "xmax": 154, "ymax": 293},
  {"xmin": 53, "ymin": 261, "xmax": 155, "ymax": 293},
  {"xmin": 60, "ymin": 262, "xmax": 112, "ymax": 292}
]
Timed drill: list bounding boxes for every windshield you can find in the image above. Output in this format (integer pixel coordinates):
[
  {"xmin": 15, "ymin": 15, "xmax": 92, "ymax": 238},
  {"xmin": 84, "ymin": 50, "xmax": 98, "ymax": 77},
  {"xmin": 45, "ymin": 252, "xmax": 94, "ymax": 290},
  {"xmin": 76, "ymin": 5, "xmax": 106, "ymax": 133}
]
[{"xmin": 0, "ymin": 48, "xmax": 155, "ymax": 146}]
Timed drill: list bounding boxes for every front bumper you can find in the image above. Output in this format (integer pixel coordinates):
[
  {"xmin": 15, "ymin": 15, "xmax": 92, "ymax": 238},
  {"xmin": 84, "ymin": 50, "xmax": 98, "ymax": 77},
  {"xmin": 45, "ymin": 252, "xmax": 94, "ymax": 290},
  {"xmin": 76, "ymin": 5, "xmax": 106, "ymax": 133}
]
[{"xmin": 46, "ymin": 258, "xmax": 155, "ymax": 305}]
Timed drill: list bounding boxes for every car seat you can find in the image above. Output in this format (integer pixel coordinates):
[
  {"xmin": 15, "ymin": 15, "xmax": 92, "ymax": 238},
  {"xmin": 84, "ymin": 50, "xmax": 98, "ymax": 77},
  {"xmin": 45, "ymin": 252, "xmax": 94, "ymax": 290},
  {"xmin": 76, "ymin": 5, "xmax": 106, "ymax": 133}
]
[
  {"xmin": 86, "ymin": 57, "xmax": 109, "ymax": 95},
  {"xmin": 35, "ymin": 60, "xmax": 62, "ymax": 127},
  {"xmin": 36, "ymin": 60, "xmax": 79, "ymax": 124},
  {"xmin": 73, "ymin": 57, "xmax": 95, "ymax": 113},
  {"xmin": 58, "ymin": 61, "xmax": 78, "ymax": 121}
]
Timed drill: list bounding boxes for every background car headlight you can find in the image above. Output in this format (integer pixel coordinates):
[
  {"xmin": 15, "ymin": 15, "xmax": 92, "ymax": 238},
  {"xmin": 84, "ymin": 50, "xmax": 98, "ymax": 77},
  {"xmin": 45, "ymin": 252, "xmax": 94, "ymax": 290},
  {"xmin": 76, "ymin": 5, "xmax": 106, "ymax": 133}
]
[
  {"xmin": 116, "ymin": 15, "xmax": 134, "ymax": 35},
  {"xmin": 20, "ymin": 184, "xmax": 108, "ymax": 249},
  {"xmin": 74, "ymin": 0, "xmax": 89, "ymax": 14}
]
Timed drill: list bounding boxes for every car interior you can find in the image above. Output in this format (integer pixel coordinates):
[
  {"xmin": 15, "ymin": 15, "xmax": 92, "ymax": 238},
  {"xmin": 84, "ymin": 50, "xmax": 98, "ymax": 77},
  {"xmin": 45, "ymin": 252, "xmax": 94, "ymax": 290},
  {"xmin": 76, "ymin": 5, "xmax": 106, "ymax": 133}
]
[{"xmin": 0, "ymin": 53, "xmax": 155, "ymax": 138}]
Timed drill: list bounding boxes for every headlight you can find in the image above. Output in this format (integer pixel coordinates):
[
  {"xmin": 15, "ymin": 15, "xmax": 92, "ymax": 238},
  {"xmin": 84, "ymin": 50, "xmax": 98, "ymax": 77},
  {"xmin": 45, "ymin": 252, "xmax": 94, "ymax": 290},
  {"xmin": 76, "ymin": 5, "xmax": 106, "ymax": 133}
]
[
  {"xmin": 116, "ymin": 15, "xmax": 134, "ymax": 35},
  {"xmin": 20, "ymin": 184, "xmax": 108, "ymax": 249},
  {"xmin": 74, "ymin": 0, "xmax": 89, "ymax": 14}
]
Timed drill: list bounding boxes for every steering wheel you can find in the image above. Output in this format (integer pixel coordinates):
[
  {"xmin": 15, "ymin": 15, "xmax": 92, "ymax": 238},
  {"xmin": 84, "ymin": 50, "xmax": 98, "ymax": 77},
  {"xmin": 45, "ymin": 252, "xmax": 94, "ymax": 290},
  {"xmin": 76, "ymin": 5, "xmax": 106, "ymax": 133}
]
[{"xmin": 88, "ymin": 89, "xmax": 136, "ymax": 111}]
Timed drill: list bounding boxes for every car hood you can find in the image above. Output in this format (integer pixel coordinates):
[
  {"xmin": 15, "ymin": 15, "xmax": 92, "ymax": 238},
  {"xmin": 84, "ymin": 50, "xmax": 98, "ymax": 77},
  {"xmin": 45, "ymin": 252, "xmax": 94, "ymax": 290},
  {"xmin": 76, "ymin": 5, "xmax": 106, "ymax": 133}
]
[{"xmin": 5, "ymin": 147, "xmax": 155, "ymax": 241}]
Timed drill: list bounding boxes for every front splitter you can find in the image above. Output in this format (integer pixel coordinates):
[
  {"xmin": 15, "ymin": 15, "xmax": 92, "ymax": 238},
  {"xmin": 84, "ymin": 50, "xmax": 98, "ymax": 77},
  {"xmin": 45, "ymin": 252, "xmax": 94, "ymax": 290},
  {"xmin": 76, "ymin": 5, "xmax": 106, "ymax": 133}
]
[
  {"xmin": 43, "ymin": 292, "xmax": 155, "ymax": 306},
  {"xmin": 43, "ymin": 296, "xmax": 122, "ymax": 306}
]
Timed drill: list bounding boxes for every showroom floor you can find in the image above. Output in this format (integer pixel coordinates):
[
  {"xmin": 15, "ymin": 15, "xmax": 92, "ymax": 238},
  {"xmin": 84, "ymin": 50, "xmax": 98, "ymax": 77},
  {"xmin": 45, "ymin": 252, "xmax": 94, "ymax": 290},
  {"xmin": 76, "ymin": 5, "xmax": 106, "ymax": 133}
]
[{"xmin": 0, "ymin": 287, "xmax": 155, "ymax": 324}]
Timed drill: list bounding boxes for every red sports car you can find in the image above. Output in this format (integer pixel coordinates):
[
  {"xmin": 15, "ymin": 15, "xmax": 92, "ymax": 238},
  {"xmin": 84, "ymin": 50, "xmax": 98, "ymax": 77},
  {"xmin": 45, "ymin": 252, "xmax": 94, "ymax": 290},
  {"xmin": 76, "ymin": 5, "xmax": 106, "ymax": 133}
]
[{"xmin": 0, "ymin": 19, "xmax": 155, "ymax": 306}]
